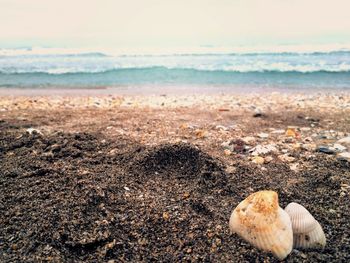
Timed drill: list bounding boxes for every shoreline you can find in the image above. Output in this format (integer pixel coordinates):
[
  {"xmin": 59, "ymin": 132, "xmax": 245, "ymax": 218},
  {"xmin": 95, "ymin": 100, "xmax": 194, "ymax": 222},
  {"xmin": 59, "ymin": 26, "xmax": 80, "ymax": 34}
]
[
  {"xmin": 1, "ymin": 85, "xmax": 350, "ymax": 97},
  {"xmin": 1, "ymin": 89, "xmax": 350, "ymax": 112}
]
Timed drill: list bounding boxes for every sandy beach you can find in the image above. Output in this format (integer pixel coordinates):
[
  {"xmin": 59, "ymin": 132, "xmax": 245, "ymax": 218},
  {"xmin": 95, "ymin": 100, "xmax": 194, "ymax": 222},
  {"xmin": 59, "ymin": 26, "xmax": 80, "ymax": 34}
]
[
  {"xmin": 1, "ymin": 90, "xmax": 350, "ymax": 262},
  {"xmin": 2, "ymin": 0, "xmax": 350, "ymax": 261}
]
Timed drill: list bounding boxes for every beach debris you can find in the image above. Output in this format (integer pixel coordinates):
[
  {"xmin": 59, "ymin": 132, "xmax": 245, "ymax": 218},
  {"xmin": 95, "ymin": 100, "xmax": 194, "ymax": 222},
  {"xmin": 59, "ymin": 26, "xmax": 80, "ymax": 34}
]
[
  {"xmin": 264, "ymin": 156, "xmax": 274, "ymax": 163},
  {"xmin": 271, "ymin": 129, "xmax": 285, "ymax": 134},
  {"xmin": 305, "ymin": 116, "xmax": 320, "ymax": 123},
  {"xmin": 301, "ymin": 143, "xmax": 317, "ymax": 151},
  {"xmin": 195, "ymin": 129, "xmax": 207, "ymax": 139},
  {"xmin": 300, "ymin": 127, "xmax": 311, "ymax": 132},
  {"xmin": 26, "ymin": 128, "xmax": 42, "ymax": 135},
  {"xmin": 231, "ymin": 139, "xmax": 246, "ymax": 153},
  {"xmin": 316, "ymin": 146, "xmax": 335, "ymax": 154},
  {"xmin": 225, "ymin": 166, "xmax": 236, "ymax": 174},
  {"xmin": 215, "ymin": 125, "xmax": 229, "ymax": 131},
  {"xmin": 242, "ymin": 136, "xmax": 256, "ymax": 145},
  {"xmin": 228, "ymin": 124, "xmax": 238, "ymax": 130},
  {"xmin": 289, "ymin": 163, "xmax": 299, "ymax": 172},
  {"xmin": 333, "ymin": 143, "xmax": 347, "ymax": 152},
  {"xmin": 286, "ymin": 127, "xmax": 300, "ymax": 138},
  {"xmin": 303, "ymin": 136, "xmax": 314, "ymax": 142},
  {"xmin": 221, "ymin": 139, "xmax": 247, "ymax": 153},
  {"xmin": 252, "ymin": 156, "xmax": 264, "ymax": 164},
  {"xmin": 221, "ymin": 141, "xmax": 232, "ymax": 150},
  {"xmin": 224, "ymin": 149, "xmax": 232, "ymax": 156},
  {"xmin": 253, "ymin": 108, "xmax": 265, "ymax": 118},
  {"xmin": 250, "ymin": 144, "xmax": 278, "ymax": 156},
  {"xmin": 17, "ymin": 116, "xmax": 27, "ymax": 121},
  {"xmin": 162, "ymin": 212, "xmax": 170, "ymax": 220},
  {"xmin": 183, "ymin": 192, "xmax": 190, "ymax": 199},
  {"xmin": 336, "ymin": 136, "xmax": 350, "ymax": 146},
  {"xmin": 340, "ymin": 183, "xmax": 349, "ymax": 197},
  {"xmin": 337, "ymin": 152, "xmax": 350, "ymax": 162},
  {"xmin": 285, "ymin": 202, "xmax": 326, "ymax": 249},
  {"xmin": 278, "ymin": 154, "xmax": 295, "ymax": 163},
  {"xmin": 257, "ymin": 132, "xmax": 269, "ymax": 139},
  {"xmin": 253, "ymin": 112, "xmax": 263, "ymax": 117},
  {"xmin": 294, "ymin": 142, "xmax": 303, "ymax": 148},
  {"xmin": 229, "ymin": 191, "xmax": 293, "ymax": 260}
]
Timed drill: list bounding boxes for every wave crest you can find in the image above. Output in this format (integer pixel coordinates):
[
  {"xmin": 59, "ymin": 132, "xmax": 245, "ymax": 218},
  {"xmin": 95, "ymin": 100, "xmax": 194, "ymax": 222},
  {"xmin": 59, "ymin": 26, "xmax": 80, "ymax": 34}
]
[{"xmin": 1, "ymin": 65, "xmax": 350, "ymax": 75}]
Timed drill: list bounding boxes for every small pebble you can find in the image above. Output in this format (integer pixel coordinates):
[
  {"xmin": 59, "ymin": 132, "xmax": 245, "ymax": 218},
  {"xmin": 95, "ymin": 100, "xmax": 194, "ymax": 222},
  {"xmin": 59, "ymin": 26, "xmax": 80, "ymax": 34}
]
[
  {"xmin": 317, "ymin": 146, "xmax": 335, "ymax": 154},
  {"xmin": 257, "ymin": 133, "xmax": 269, "ymax": 139}
]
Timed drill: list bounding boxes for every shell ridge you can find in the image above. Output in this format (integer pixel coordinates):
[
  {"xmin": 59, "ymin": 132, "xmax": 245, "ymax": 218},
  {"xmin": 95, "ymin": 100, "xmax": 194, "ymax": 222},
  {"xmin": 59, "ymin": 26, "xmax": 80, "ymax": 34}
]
[
  {"xmin": 229, "ymin": 191, "xmax": 293, "ymax": 260},
  {"xmin": 285, "ymin": 202, "xmax": 326, "ymax": 249}
]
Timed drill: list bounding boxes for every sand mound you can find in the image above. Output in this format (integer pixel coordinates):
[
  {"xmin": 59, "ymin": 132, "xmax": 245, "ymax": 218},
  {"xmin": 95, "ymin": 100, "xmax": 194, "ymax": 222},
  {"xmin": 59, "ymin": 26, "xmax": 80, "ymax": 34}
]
[{"xmin": 130, "ymin": 143, "xmax": 228, "ymax": 193}]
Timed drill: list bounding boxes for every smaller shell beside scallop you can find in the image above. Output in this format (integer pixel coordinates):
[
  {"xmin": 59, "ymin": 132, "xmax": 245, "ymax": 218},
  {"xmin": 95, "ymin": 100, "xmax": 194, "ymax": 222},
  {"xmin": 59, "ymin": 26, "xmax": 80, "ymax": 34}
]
[
  {"xmin": 285, "ymin": 202, "xmax": 326, "ymax": 249},
  {"xmin": 293, "ymin": 221, "xmax": 326, "ymax": 249},
  {"xmin": 285, "ymin": 202, "xmax": 316, "ymax": 233}
]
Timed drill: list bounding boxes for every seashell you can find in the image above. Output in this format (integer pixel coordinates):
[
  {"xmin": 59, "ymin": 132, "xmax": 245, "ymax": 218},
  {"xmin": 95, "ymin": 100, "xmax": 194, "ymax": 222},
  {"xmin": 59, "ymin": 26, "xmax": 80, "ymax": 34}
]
[
  {"xmin": 285, "ymin": 202, "xmax": 326, "ymax": 249},
  {"xmin": 229, "ymin": 190, "xmax": 293, "ymax": 260}
]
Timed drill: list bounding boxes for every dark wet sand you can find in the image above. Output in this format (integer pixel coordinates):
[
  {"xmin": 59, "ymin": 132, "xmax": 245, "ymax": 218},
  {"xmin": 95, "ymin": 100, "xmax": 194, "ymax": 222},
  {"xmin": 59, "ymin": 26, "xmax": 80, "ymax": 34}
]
[{"xmin": 1, "ymin": 91, "xmax": 350, "ymax": 262}]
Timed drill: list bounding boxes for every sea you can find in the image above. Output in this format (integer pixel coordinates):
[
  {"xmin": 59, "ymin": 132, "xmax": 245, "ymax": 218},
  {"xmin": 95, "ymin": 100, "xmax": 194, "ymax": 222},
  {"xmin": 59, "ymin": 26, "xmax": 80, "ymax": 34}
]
[{"xmin": 1, "ymin": 46, "xmax": 350, "ymax": 91}]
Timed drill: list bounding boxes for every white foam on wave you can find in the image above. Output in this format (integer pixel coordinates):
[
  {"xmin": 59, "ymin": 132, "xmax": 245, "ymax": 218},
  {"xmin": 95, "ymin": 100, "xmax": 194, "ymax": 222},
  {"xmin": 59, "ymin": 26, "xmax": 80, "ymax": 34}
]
[
  {"xmin": 2, "ymin": 43, "xmax": 350, "ymax": 57},
  {"xmin": 222, "ymin": 62, "xmax": 350, "ymax": 73},
  {"xmin": 1, "ymin": 45, "xmax": 350, "ymax": 74}
]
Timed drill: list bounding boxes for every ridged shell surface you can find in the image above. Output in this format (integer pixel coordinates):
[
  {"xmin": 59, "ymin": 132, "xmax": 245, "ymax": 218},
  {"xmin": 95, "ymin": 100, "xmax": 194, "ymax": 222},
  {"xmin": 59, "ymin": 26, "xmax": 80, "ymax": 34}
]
[
  {"xmin": 293, "ymin": 221, "xmax": 326, "ymax": 249},
  {"xmin": 229, "ymin": 190, "xmax": 293, "ymax": 260},
  {"xmin": 285, "ymin": 202, "xmax": 326, "ymax": 249},
  {"xmin": 285, "ymin": 202, "xmax": 316, "ymax": 233}
]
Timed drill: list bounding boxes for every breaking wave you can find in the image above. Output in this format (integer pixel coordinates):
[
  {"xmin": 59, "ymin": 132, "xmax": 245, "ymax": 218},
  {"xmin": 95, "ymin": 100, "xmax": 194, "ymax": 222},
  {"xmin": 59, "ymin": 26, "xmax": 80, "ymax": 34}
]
[{"xmin": 1, "ymin": 47, "xmax": 350, "ymax": 88}]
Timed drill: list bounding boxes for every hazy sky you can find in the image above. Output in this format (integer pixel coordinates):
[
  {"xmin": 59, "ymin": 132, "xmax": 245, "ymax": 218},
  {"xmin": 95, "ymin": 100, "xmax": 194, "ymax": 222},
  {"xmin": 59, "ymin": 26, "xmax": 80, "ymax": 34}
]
[{"xmin": 1, "ymin": 0, "xmax": 350, "ymax": 49}]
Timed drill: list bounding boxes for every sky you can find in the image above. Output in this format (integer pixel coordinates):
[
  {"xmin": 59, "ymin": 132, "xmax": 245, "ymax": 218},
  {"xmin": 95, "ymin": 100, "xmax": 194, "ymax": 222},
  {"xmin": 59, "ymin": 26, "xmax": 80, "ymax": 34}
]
[{"xmin": 1, "ymin": 0, "xmax": 350, "ymax": 50}]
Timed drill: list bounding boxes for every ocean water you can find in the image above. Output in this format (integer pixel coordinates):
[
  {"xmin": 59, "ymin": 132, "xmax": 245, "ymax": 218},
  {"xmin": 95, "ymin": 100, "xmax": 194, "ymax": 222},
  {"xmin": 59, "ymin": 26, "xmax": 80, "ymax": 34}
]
[{"xmin": 1, "ymin": 47, "xmax": 350, "ymax": 90}]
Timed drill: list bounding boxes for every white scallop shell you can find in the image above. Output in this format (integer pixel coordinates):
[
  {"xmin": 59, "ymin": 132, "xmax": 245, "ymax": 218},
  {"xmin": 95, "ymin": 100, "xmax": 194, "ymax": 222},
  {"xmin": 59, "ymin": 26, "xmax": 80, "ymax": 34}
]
[
  {"xmin": 285, "ymin": 202, "xmax": 326, "ymax": 249},
  {"xmin": 229, "ymin": 191, "xmax": 293, "ymax": 260}
]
